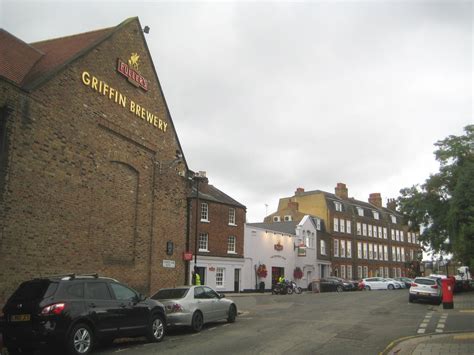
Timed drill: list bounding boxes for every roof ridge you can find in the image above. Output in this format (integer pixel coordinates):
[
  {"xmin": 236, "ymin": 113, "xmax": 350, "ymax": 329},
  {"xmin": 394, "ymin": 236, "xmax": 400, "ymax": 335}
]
[{"xmin": 30, "ymin": 27, "xmax": 115, "ymax": 46}]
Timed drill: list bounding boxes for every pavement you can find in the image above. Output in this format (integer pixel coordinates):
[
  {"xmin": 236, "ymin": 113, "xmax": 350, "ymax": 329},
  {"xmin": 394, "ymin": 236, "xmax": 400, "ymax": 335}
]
[{"xmin": 381, "ymin": 291, "xmax": 474, "ymax": 355}]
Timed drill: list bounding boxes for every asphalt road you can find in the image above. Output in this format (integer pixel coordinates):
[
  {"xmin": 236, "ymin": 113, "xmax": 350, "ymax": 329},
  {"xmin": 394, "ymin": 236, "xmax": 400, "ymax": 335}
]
[{"xmin": 95, "ymin": 289, "xmax": 470, "ymax": 355}]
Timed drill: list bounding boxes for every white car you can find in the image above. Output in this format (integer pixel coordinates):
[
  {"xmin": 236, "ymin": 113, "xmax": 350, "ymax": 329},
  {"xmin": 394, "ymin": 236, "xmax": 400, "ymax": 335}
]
[
  {"xmin": 360, "ymin": 277, "xmax": 398, "ymax": 290},
  {"xmin": 384, "ymin": 278, "xmax": 406, "ymax": 289},
  {"xmin": 409, "ymin": 277, "xmax": 442, "ymax": 304}
]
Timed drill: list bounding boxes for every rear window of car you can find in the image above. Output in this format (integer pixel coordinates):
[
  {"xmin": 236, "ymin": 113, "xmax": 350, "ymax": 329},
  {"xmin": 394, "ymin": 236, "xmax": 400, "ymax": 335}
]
[
  {"xmin": 153, "ymin": 288, "xmax": 189, "ymax": 299},
  {"xmin": 56, "ymin": 282, "xmax": 85, "ymax": 299},
  {"xmin": 415, "ymin": 278, "xmax": 436, "ymax": 285},
  {"xmin": 10, "ymin": 280, "xmax": 58, "ymax": 301}
]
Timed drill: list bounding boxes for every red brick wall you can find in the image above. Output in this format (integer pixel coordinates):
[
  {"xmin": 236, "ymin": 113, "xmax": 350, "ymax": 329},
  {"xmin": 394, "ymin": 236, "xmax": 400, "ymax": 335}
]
[{"xmin": 0, "ymin": 19, "xmax": 188, "ymax": 303}]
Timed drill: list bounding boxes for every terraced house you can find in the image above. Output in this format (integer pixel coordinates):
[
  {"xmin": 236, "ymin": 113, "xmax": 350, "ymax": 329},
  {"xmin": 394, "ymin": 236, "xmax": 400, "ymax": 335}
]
[{"xmin": 264, "ymin": 183, "xmax": 423, "ymax": 280}]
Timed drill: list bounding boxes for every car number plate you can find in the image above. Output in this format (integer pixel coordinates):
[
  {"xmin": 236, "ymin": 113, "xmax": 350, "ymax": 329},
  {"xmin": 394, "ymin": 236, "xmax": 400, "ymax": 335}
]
[
  {"xmin": 11, "ymin": 314, "xmax": 31, "ymax": 322},
  {"xmin": 418, "ymin": 292, "xmax": 429, "ymax": 296}
]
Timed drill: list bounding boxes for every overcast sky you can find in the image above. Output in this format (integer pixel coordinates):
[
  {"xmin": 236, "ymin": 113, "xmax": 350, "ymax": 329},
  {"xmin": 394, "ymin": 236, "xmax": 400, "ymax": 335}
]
[{"xmin": 1, "ymin": 0, "xmax": 472, "ymax": 222}]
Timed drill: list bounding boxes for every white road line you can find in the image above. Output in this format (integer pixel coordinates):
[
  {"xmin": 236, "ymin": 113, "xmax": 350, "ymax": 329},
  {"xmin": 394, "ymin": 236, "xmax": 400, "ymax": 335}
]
[{"xmin": 417, "ymin": 329, "xmax": 426, "ymax": 334}]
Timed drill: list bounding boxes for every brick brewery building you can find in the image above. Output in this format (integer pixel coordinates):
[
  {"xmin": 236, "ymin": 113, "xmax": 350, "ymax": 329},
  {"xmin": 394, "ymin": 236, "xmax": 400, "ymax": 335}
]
[{"xmin": 0, "ymin": 18, "xmax": 193, "ymax": 302}]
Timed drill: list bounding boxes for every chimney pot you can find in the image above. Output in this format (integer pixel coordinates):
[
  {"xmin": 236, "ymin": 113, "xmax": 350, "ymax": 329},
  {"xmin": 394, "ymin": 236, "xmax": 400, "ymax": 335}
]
[
  {"xmin": 369, "ymin": 193, "xmax": 382, "ymax": 207},
  {"xmin": 335, "ymin": 182, "xmax": 348, "ymax": 199}
]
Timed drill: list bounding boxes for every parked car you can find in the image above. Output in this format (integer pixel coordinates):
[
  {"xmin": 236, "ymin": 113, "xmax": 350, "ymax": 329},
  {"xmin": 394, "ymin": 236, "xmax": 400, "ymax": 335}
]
[
  {"xmin": 395, "ymin": 277, "xmax": 414, "ymax": 288},
  {"xmin": 409, "ymin": 277, "xmax": 442, "ymax": 304},
  {"xmin": 2, "ymin": 274, "xmax": 166, "ymax": 355},
  {"xmin": 384, "ymin": 278, "xmax": 405, "ymax": 289},
  {"xmin": 359, "ymin": 277, "xmax": 398, "ymax": 290},
  {"xmin": 151, "ymin": 285, "xmax": 237, "ymax": 332},
  {"xmin": 320, "ymin": 277, "xmax": 357, "ymax": 292}
]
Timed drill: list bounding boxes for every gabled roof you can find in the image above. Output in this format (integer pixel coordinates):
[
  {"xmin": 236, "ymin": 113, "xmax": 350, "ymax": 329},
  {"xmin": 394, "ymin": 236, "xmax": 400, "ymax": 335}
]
[
  {"xmin": 191, "ymin": 184, "xmax": 246, "ymax": 209},
  {"xmin": 0, "ymin": 19, "xmax": 130, "ymax": 90}
]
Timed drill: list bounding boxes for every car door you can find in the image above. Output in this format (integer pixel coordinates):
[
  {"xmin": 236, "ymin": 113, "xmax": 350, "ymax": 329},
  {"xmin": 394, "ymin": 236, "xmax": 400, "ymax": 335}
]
[
  {"xmin": 204, "ymin": 287, "xmax": 228, "ymax": 320},
  {"xmin": 109, "ymin": 282, "xmax": 148, "ymax": 337},
  {"xmin": 194, "ymin": 286, "xmax": 213, "ymax": 323},
  {"xmin": 85, "ymin": 281, "xmax": 121, "ymax": 338}
]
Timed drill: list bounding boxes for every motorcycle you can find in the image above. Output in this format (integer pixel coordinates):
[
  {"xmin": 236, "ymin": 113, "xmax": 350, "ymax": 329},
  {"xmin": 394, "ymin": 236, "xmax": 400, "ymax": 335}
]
[
  {"xmin": 289, "ymin": 281, "xmax": 303, "ymax": 294},
  {"xmin": 272, "ymin": 282, "xmax": 292, "ymax": 295}
]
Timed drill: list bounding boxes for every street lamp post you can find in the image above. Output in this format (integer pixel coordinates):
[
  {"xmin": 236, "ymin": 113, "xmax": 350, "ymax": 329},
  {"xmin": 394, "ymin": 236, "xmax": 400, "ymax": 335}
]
[{"xmin": 193, "ymin": 173, "xmax": 206, "ymax": 272}]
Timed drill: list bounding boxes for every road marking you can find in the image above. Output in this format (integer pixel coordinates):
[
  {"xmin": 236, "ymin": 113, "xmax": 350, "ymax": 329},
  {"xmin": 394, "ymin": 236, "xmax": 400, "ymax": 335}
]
[
  {"xmin": 417, "ymin": 329, "xmax": 426, "ymax": 334},
  {"xmin": 460, "ymin": 310, "xmax": 474, "ymax": 313}
]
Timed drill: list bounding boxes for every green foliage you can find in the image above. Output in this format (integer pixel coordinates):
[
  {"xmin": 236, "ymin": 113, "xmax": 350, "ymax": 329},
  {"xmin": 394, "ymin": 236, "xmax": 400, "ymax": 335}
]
[{"xmin": 398, "ymin": 125, "xmax": 474, "ymax": 269}]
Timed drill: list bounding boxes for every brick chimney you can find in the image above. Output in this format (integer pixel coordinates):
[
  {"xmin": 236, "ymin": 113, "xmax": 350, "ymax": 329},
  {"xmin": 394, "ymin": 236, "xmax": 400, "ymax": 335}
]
[
  {"xmin": 369, "ymin": 193, "xmax": 382, "ymax": 207},
  {"xmin": 295, "ymin": 187, "xmax": 305, "ymax": 196},
  {"xmin": 335, "ymin": 183, "xmax": 348, "ymax": 199},
  {"xmin": 387, "ymin": 198, "xmax": 397, "ymax": 211},
  {"xmin": 288, "ymin": 201, "xmax": 299, "ymax": 211}
]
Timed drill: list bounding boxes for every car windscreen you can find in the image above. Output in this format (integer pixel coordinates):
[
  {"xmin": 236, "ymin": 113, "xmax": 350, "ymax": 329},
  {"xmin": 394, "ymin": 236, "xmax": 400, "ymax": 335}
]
[
  {"xmin": 10, "ymin": 280, "xmax": 58, "ymax": 301},
  {"xmin": 415, "ymin": 279, "xmax": 435, "ymax": 285},
  {"xmin": 153, "ymin": 288, "xmax": 189, "ymax": 300}
]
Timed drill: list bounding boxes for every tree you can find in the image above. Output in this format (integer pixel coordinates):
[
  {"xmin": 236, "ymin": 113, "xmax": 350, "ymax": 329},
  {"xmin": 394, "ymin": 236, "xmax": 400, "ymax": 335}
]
[{"xmin": 398, "ymin": 125, "xmax": 474, "ymax": 269}]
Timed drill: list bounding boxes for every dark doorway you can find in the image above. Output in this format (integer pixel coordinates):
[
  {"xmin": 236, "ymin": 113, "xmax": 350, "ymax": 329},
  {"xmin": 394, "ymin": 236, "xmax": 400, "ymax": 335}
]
[
  {"xmin": 272, "ymin": 267, "xmax": 284, "ymax": 286},
  {"xmin": 234, "ymin": 269, "xmax": 240, "ymax": 292},
  {"xmin": 196, "ymin": 267, "xmax": 206, "ymax": 285}
]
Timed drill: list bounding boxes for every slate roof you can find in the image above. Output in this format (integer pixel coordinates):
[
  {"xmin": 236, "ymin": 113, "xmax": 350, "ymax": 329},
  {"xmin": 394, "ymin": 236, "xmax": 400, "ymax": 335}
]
[
  {"xmin": 191, "ymin": 184, "xmax": 246, "ymax": 210},
  {"xmin": 247, "ymin": 221, "xmax": 298, "ymax": 235},
  {"xmin": 0, "ymin": 20, "xmax": 122, "ymax": 89}
]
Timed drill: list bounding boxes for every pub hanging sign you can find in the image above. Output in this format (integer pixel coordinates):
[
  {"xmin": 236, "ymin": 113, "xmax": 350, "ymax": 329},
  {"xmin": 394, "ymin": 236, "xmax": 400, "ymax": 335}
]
[{"xmin": 117, "ymin": 53, "xmax": 149, "ymax": 91}]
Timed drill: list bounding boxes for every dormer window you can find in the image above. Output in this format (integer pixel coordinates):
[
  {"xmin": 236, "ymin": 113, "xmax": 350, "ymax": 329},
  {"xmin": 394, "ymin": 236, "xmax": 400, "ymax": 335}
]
[
  {"xmin": 372, "ymin": 211, "xmax": 379, "ymax": 220},
  {"xmin": 284, "ymin": 215, "xmax": 292, "ymax": 221},
  {"xmin": 334, "ymin": 202, "xmax": 342, "ymax": 212},
  {"xmin": 357, "ymin": 207, "xmax": 364, "ymax": 217},
  {"xmin": 273, "ymin": 216, "xmax": 281, "ymax": 222},
  {"xmin": 390, "ymin": 215, "xmax": 396, "ymax": 224},
  {"xmin": 316, "ymin": 219, "xmax": 321, "ymax": 230}
]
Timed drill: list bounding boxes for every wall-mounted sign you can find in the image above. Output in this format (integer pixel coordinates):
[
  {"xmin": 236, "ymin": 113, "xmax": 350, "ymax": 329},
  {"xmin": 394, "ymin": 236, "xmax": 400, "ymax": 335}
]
[
  {"xmin": 166, "ymin": 241, "xmax": 174, "ymax": 256},
  {"xmin": 183, "ymin": 251, "xmax": 193, "ymax": 261},
  {"xmin": 209, "ymin": 266, "xmax": 216, "ymax": 272},
  {"xmin": 117, "ymin": 53, "xmax": 149, "ymax": 91},
  {"xmin": 162, "ymin": 260, "xmax": 176, "ymax": 268},
  {"xmin": 274, "ymin": 242, "xmax": 283, "ymax": 251}
]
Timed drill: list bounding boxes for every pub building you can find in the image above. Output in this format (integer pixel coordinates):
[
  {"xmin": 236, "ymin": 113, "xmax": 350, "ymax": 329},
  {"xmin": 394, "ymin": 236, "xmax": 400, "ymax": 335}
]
[{"xmin": 0, "ymin": 17, "xmax": 193, "ymax": 303}]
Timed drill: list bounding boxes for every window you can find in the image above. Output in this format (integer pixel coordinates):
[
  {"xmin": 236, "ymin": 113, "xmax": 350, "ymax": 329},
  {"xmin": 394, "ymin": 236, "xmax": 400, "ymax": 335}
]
[
  {"xmin": 199, "ymin": 233, "xmax": 209, "ymax": 251},
  {"xmin": 334, "ymin": 201, "xmax": 342, "ymax": 211},
  {"xmin": 227, "ymin": 236, "xmax": 236, "ymax": 253},
  {"xmin": 316, "ymin": 219, "xmax": 321, "ymax": 230},
  {"xmin": 341, "ymin": 265, "xmax": 346, "ymax": 279},
  {"xmin": 408, "ymin": 233, "xmax": 412, "ymax": 243},
  {"xmin": 200, "ymin": 202, "xmax": 209, "ymax": 221},
  {"xmin": 401, "ymin": 247, "xmax": 405, "ymax": 262},
  {"xmin": 347, "ymin": 241, "xmax": 352, "ymax": 258},
  {"xmin": 228, "ymin": 208, "xmax": 236, "ymax": 225},
  {"xmin": 273, "ymin": 216, "xmax": 281, "ymax": 222},
  {"xmin": 384, "ymin": 267, "xmax": 389, "ymax": 278},
  {"xmin": 392, "ymin": 267, "xmax": 397, "ymax": 278},
  {"xmin": 383, "ymin": 227, "xmax": 387, "ymax": 239},
  {"xmin": 356, "ymin": 222, "xmax": 362, "ymax": 235},
  {"xmin": 334, "ymin": 239, "xmax": 339, "ymax": 257},
  {"xmin": 396, "ymin": 230, "xmax": 400, "ymax": 241},
  {"xmin": 390, "ymin": 215, "xmax": 396, "ymax": 224},
  {"xmin": 358, "ymin": 266, "xmax": 363, "ymax": 279},
  {"xmin": 216, "ymin": 268, "xmax": 225, "ymax": 287},
  {"xmin": 379, "ymin": 267, "xmax": 384, "ymax": 277},
  {"xmin": 110, "ymin": 283, "xmax": 137, "ymax": 301},
  {"xmin": 341, "ymin": 240, "xmax": 346, "ymax": 258},
  {"xmin": 400, "ymin": 231, "xmax": 404, "ymax": 242},
  {"xmin": 363, "ymin": 243, "xmax": 368, "ymax": 259},
  {"xmin": 363, "ymin": 266, "xmax": 368, "ymax": 278},
  {"xmin": 340, "ymin": 219, "xmax": 345, "ymax": 233},
  {"xmin": 392, "ymin": 246, "xmax": 396, "ymax": 261},
  {"xmin": 368, "ymin": 224, "xmax": 373, "ymax": 237},
  {"xmin": 284, "ymin": 215, "xmax": 292, "ymax": 221},
  {"xmin": 378, "ymin": 226, "xmax": 383, "ymax": 239},
  {"xmin": 391, "ymin": 229, "xmax": 395, "ymax": 240},
  {"xmin": 357, "ymin": 207, "xmax": 364, "ymax": 216},
  {"xmin": 320, "ymin": 240, "xmax": 326, "ymax": 255},
  {"xmin": 334, "ymin": 218, "xmax": 339, "ymax": 232},
  {"xmin": 86, "ymin": 282, "xmax": 111, "ymax": 300},
  {"xmin": 397, "ymin": 247, "xmax": 401, "ymax": 262},
  {"xmin": 368, "ymin": 243, "xmax": 373, "ymax": 260},
  {"xmin": 378, "ymin": 244, "xmax": 383, "ymax": 261},
  {"xmin": 347, "ymin": 265, "xmax": 352, "ymax": 280},
  {"xmin": 346, "ymin": 221, "xmax": 351, "ymax": 234},
  {"xmin": 373, "ymin": 211, "xmax": 379, "ymax": 220},
  {"xmin": 373, "ymin": 244, "xmax": 378, "ymax": 260},
  {"xmin": 384, "ymin": 245, "xmax": 388, "ymax": 261},
  {"xmin": 357, "ymin": 242, "xmax": 362, "ymax": 259},
  {"xmin": 362, "ymin": 224, "xmax": 367, "ymax": 236}
]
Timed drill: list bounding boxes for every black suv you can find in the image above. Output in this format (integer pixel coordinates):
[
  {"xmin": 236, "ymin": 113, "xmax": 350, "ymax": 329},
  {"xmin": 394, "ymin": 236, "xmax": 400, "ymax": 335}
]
[{"xmin": 2, "ymin": 274, "xmax": 167, "ymax": 354}]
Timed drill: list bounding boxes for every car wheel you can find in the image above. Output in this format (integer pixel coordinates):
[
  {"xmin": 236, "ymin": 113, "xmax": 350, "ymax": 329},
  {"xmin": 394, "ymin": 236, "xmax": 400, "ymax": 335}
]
[
  {"xmin": 67, "ymin": 323, "xmax": 93, "ymax": 355},
  {"xmin": 336, "ymin": 286, "xmax": 343, "ymax": 293},
  {"xmin": 146, "ymin": 314, "xmax": 165, "ymax": 342},
  {"xmin": 365, "ymin": 285, "xmax": 371, "ymax": 291},
  {"xmin": 191, "ymin": 311, "xmax": 204, "ymax": 332},
  {"xmin": 227, "ymin": 304, "xmax": 237, "ymax": 323},
  {"xmin": 388, "ymin": 284, "xmax": 394, "ymax": 290}
]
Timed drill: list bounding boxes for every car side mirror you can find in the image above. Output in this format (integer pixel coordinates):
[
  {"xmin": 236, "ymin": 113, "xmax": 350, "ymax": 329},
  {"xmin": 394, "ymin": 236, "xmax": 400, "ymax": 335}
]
[{"xmin": 219, "ymin": 293, "xmax": 225, "ymax": 299}]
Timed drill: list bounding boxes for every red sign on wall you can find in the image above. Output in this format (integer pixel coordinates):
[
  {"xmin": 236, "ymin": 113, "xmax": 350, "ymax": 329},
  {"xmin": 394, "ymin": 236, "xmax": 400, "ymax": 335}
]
[
  {"xmin": 183, "ymin": 252, "xmax": 193, "ymax": 261},
  {"xmin": 117, "ymin": 57, "xmax": 149, "ymax": 91},
  {"xmin": 274, "ymin": 242, "xmax": 283, "ymax": 251}
]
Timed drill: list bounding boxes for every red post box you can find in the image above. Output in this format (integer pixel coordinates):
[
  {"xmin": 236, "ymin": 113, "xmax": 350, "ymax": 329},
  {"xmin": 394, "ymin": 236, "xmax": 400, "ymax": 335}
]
[{"xmin": 441, "ymin": 278, "xmax": 454, "ymax": 309}]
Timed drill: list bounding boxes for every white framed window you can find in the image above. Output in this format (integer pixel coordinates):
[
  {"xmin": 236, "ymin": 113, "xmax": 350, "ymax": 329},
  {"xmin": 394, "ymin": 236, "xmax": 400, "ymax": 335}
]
[
  {"xmin": 373, "ymin": 211, "xmax": 379, "ymax": 220},
  {"xmin": 200, "ymin": 202, "xmax": 209, "ymax": 221},
  {"xmin": 363, "ymin": 266, "xmax": 368, "ymax": 278},
  {"xmin": 378, "ymin": 226, "xmax": 382, "ymax": 239},
  {"xmin": 284, "ymin": 215, "xmax": 292, "ymax": 221},
  {"xmin": 357, "ymin": 222, "xmax": 362, "ymax": 235},
  {"xmin": 384, "ymin": 245, "xmax": 388, "ymax": 261},
  {"xmin": 391, "ymin": 229, "xmax": 395, "ymax": 240},
  {"xmin": 228, "ymin": 208, "xmax": 236, "ymax": 225},
  {"xmin": 378, "ymin": 244, "xmax": 383, "ymax": 261},
  {"xmin": 363, "ymin": 243, "xmax": 368, "ymax": 259},
  {"xmin": 347, "ymin": 241, "xmax": 352, "ymax": 258},
  {"xmin": 379, "ymin": 267, "xmax": 384, "ymax": 277},
  {"xmin": 374, "ymin": 244, "xmax": 378, "ymax": 260},
  {"xmin": 346, "ymin": 221, "xmax": 351, "ymax": 234},
  {"xmin": 357, "ymin": 242, "xmax": 362, "ymax": 259},
  {"xmin": 347, "ymin": 265, "xmax": 353, "ymax": 280},
  {"xmin": 198, "ymin": 233, "xmax": 209, "ymax": 251},
  {"xmin": 397, "ymin": 247, "xmax": 401, "ymax": 262},
  {"xmin": 392, "ymin": 246, "xmax": 396, "ymax": 261},
  {"xmin": 316, "ymin": 219, "xmax": 321, "ymax": 230},
  {"xmin": 227, "ymin": 236, "xmax": 236, "ymax": 253},
  {"xmin": 401, "ymin": 247, "xmax": 405, "ymax": 262},
  {"xmin": 384, "ymin": 267, "xmax": 389, "ymax": 278},
  {"xmin": 400, "ymin": 231, "xmax": 404, "ymax": 242},
  {"xmin": 341, "ymin": 265, "xmax": 346, "ymax": 279},
  {"xmin": 391, "ymin": 215, "xmax": 396, "ymax": 224},
  {"xmin": 408, "ymin": 233, "xmax": 412, "ymax": 243},
  {"xmin": 358, "ymin": 266, "xmax": 363, "ymax": 279},
  {"xmin": 357, "ymin": 207, "xmax": 364, "ymax": 216},
  {"xmin": 340, "ymin": 219, "xmax": 345, "ymax": 233},
  {"xmin": 392, "ymin": 267, "xmax": 397, "ymax": 278},
  {"xmin": 373, "ymin": 225, "xmax": 377, "ymax": 238},
  {"xmin": 362, "ymin": 224, "xmax": 367, "ymax": 236},
  {"xmin": 334, "ymin": 218, "xmax": 339, "ymax": 232},
  {"xmin": 334, "ymin": 239, "xmax": 339, "ymax": 257},
  {"xmin": 216, "ymin": 267, "xmax": 225, "ymax": 287},
  {"xmin": 320, "ymin": 240, "xmax": 327, "ymax": 255},
  {"xmin": 383, "ymin": 227, "xmax": 388, "ymax": 239},
  {"xmin": 410, "ymin": 249, "xmax": 414, "ymax": 260},
  {"xmin": 341, "ymin": 240, "xmax": 346, "ymax": 258},
  {"xmin": 334, "ymin": 201, "xmax": 342, "ymax": 212},
  {"xmin": 368, "ymin": 243, "xmax": 373, "ymax": 260},
  {"xmin": 396, "ymin": 230, "xmax": 400, "ymax": 241},
  {"xmin": 273, "ymin": 216, "xmax": 281, "ymax": 222},
  {"xmin": 368, "ymin": 225, "xmax": 373, "ymax": 237}
]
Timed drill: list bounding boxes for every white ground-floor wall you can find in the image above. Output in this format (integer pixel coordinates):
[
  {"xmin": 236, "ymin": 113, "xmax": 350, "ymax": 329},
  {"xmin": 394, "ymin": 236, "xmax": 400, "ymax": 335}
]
[{"xmin": 190, "ymin": 256, "xmax": 245, "ymax": 293}]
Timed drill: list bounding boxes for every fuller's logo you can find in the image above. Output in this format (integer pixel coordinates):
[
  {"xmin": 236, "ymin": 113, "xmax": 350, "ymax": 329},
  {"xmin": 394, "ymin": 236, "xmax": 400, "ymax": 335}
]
[{"xmin": 117, "ymin": 53, "xmax": 148, "ymax": 91}]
